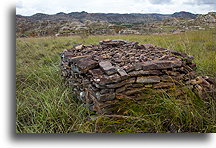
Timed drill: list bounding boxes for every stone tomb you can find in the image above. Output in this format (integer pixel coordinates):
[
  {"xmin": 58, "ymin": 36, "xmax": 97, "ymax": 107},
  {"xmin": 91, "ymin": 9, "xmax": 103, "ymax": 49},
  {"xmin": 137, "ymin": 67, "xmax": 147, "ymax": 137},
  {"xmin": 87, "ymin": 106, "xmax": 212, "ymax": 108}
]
[{"xmin": 60, "ymin": 40, "xmax": 215, "ymax": 114}]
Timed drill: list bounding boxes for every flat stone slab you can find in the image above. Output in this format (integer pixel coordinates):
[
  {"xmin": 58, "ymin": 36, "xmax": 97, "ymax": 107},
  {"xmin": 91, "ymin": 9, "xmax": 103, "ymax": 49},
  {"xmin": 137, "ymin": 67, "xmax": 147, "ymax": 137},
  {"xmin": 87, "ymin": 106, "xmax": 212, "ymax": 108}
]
[
  {"xmin": 136, "ymin": 76, "xmax": 161, "ymax": 84},
  {"xmin": 90, "ymin": 69, "xmax": 122, "ymax": 85},
  {"xmin": 99, "ymin": 61, "xmax": 117, "ymax": 75},
  {"xmin": 142, "ymin": 60, "xmax": 182, "ymax": 70},
  {"xmin": 99, "ymin": 39, "xmax": 128, "ymax": 47},
  {"xmin": 128, "ymin": 70, "xmax": 162, "ymax": 76},
  {"xmin": 76, "ymin": 58, "xmax": 98, "ymax": 72},
  {"xmin": 124, "ymin": 87, "xmax": 147, "ymax": 95},
  {"xmin": 106, "ymin": 77, "xmax": 136, "ymax": 88},
  {"xmin": 95, "ymin": 92, "xmax": 116, "ymax": 102},
  {"xmin": 116, "ymin": 66, "xmax": 128, "ymax": 77}
]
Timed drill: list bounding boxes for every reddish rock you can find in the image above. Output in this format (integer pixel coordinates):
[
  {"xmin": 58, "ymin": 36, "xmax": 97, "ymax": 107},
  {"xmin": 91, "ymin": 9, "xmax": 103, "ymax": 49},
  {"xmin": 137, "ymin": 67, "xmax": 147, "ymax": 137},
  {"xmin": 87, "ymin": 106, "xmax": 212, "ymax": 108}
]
[
  {"xmin": 76, "ymin": 58, "xmax": 98, "ymax": 72},
  {"xmin": 89, "ymin": 68, "xmax": 104, "ymax": 77}
]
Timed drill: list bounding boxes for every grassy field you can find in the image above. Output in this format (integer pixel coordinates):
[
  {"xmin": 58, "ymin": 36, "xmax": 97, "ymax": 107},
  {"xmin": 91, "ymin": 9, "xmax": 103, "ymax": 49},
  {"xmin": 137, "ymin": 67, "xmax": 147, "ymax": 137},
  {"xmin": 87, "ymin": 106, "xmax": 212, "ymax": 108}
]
[{"xmin": 16, "ymin": 29, "xmax": 215, "ymax": 133}]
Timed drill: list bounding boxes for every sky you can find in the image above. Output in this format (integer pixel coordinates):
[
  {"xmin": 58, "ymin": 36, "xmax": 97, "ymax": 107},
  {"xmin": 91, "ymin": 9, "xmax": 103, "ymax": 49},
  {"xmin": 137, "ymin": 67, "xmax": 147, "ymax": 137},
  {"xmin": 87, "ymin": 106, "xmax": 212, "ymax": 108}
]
[{"xmin": 16, "ymin": 0, "xmax": 216, "ymax": 16}]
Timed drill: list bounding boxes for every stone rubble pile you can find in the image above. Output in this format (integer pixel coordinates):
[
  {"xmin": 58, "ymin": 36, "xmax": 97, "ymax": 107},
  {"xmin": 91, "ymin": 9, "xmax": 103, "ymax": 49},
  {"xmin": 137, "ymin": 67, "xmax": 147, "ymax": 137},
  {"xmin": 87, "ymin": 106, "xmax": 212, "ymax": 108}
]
[{"xmin": 60, "ymin": 40, "xmax": 215, "ymax": 114}]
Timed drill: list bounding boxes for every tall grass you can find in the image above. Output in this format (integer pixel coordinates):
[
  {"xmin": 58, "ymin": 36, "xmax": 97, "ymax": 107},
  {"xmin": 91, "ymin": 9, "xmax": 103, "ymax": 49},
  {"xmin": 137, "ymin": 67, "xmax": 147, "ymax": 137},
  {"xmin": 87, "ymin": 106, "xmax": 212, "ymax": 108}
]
[{"xmin": 16, "ymin": 29, "xmax": 215, "ymax": 133}]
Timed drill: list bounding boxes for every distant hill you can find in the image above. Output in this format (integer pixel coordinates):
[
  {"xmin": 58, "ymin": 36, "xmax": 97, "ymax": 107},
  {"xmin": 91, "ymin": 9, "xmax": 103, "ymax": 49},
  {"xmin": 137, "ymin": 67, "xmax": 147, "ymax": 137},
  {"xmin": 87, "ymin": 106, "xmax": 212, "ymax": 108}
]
[
  {"xmin": 16, "ymin": 11, "xmax": 215, "ymax": 37},
  {"xmin": 17, "ymin": 11, "xmax": 197, "ymax": 23},
  {"xmin": 171, "ymin": 11, "xmax": 198, "ymax": 19}
]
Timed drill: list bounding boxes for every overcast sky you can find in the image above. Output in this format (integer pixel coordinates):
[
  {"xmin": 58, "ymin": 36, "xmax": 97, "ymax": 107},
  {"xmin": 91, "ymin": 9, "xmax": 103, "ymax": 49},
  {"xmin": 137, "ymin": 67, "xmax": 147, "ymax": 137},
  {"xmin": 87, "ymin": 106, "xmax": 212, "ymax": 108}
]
[{"xmin": 16, "ymin": 0, "xmax": 215, "ymax": 16}]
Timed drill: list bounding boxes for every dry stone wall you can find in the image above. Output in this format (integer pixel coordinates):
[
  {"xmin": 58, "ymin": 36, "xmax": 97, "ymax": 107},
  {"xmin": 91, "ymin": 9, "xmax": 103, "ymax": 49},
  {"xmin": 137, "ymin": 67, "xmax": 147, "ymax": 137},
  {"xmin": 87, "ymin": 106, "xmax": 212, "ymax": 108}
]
[{"xmin": 60, "ymin": 40, "xmax": 215, "ymax": 114}]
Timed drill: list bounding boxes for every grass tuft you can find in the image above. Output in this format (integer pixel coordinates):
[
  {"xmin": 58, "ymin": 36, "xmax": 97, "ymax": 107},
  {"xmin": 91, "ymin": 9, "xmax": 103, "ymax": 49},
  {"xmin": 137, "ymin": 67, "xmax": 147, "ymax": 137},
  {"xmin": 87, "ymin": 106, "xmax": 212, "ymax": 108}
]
[{"xmin": 16, "ymin": 30, "xmax": 215, "ymax": 133}]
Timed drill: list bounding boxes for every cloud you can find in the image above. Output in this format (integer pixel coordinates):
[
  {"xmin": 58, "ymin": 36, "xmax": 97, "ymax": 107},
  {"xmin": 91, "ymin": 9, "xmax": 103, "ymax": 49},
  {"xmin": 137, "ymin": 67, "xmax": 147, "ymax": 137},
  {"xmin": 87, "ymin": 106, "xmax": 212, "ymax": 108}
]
[
  {"xmin": 184, "ymin": 0, "xmax": 215, "ymax": 5},
  {"xmin": 197, "ymin": 0, "xmax": 215, "ymax": 5},
  {"xmin": 148, "ymin": 0, "xmax": 172, "ymax": 5},
  {"xmin": 16, "ymin": 0, "xmax": 215, "ymax": 16},
  {"xmin": 183, "ymin": 0, "xmax": 216, "ymax": 12},
  {"xmin": 16, "ymin": 1, "xmax": 23, "ymax": 8}
]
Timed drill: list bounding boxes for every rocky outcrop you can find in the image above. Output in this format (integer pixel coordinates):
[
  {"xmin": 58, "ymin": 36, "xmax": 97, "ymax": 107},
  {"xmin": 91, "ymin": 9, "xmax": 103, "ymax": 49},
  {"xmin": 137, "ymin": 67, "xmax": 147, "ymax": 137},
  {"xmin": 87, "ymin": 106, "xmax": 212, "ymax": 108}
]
[
  {"xmin": 194, "ymin": 12, "xmax": 216, "ymax": 26},
  {"xmin": 60, "ymin": 40, "xmax": 215, "ymax": 114},
  {"xmin": 119, "ymin": 29, "xmax": 141, "ymax": 34}
]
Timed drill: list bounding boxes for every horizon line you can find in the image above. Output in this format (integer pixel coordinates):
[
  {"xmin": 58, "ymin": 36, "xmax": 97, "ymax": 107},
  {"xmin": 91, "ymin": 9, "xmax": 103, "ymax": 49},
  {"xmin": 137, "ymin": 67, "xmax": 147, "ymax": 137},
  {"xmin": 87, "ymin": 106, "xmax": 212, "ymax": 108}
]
[{"xmin": 16, "ymin": 11, "xmax": 216, "ymax": 17}]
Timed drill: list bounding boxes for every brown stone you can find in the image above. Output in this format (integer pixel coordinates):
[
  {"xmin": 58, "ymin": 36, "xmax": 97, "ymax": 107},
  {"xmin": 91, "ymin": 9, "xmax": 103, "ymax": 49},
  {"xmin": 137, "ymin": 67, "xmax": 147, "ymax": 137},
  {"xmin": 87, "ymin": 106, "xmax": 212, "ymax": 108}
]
[
  {"xmin": 190, "ymin": 76, "xmax": 211, "ymax": 88},
  {"xmin": 124, "ymin": 87, "xmax": 147, "ymax": 95},
  {"xmin": 194, "ymin": 84, "xmax": 203, "ymax": 91},
  {"xmin": 123, "ymin": 64, "xmax": 135, "ymax": 72},
  {"xmin": 115, "ymin": 94, "xmax": 137, "ymax": 100},
  {"xmin": 134, "ymin": 63, "xmax": 143, "ymax": 70},
  {"xmin": 116, "ymin": 84, "xmax": 144, "ymax": 93},
  {"xmin": 106, "ymin": 74, "xmax": 124, "ymax": 84},
  {"xmin": 100, "ymin": 39, "xmax": 127, "ymax": 47},
  {"xmin": 159, "ymin": 55, "xmax": 171, "ymax": 60},
  {"xmin": 161, "ymin": 75, "xmax": 176, "ymax": 82},
  {"xmin": 115, "ymin": 86, "xmax": 127, "ymax": 93},
  {"xmin": 116, "ymin": 66, "xmax": 128, "ymax": 77},
  {"xmin": 92, "ymin": 82, "xmax": 106, "ymax": 89},
  {"xmin": 91, "ymin": 73, "xmax": 123, "ymax": 86},
  {"xmin": 183, "ymin": 65, "xmax": 194, "ymax": 72},
  {"xmin": 128, "ymin": 70, "xmax": 162, "ymax": 76},
  {"xmin": 136, "ymin": 76, "xmax": 160, "ymax": 84},
  {"xmin": 168, "ymin": 49, "xmax": 187, "ymax": 57},
  {"xmin": 126, "ymin": 83, "xmax": 144, "ymax": 88},
  {"xmin": 142, "ymin": 60, "xmax": 182, "ymax": 70},
  {"xmin": 100, "ymin": 88, "xmax": 115, "ymax": 94},
  {"xmin": 90, "ymin": 68, "xmax": 119, "ymax": 85},
  {"xmin": 63, "ymin": 51, "xmax": 75, "ymax": 58},
  {"xmin": 95, "ymin": 92, "xmax": 116, "ymax": 101},
  {"xmin": 163, "ymin": 70, "xmax": 180, "ymax": 76},
  {"xmin": 93, "ymin": 76, "xmax": 109, "ymax": 86},
  {"xmin": 76, "ymin": 58, "xmax": 98, "ymax": 72},
  {"xmin": 153, "ymin": 82, "xmax": 175, "ymax": 88},
  {"xmin": 99, "ymin": 61, "xmax": 117, "ymax": 75},
  {"xmin": 89, "ymin": 68, "xmax": 104, "ymax": 77},
  {"xmin": 69, "ymin": 55, "xmax": 91, "ymax": 64},
  {"xmin": 123, "ymin": 41, "xmax": 139, "ymax": 47},
  {"xmin": 143, "ymin": 44, "xmax": 155, "ymax": 49},
  {"xmin": 88, "ymin": 84, "xmax": 99, "ymax": 91},
  {"xmin": 106, "ymin": 77, "xmax": 136, "ymax": 88},
  {"xmin": 203, "ymin": 76, "xmax": 215, "ymax": 85}
]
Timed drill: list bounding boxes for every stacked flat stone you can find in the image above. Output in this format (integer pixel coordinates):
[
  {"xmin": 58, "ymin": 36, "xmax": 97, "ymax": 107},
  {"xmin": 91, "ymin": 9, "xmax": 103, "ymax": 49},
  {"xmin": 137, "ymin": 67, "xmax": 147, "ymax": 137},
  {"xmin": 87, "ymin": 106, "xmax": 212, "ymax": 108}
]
[{"xmin": 60, "ymin": 40, "xmax": 215, "ymax": 114}]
